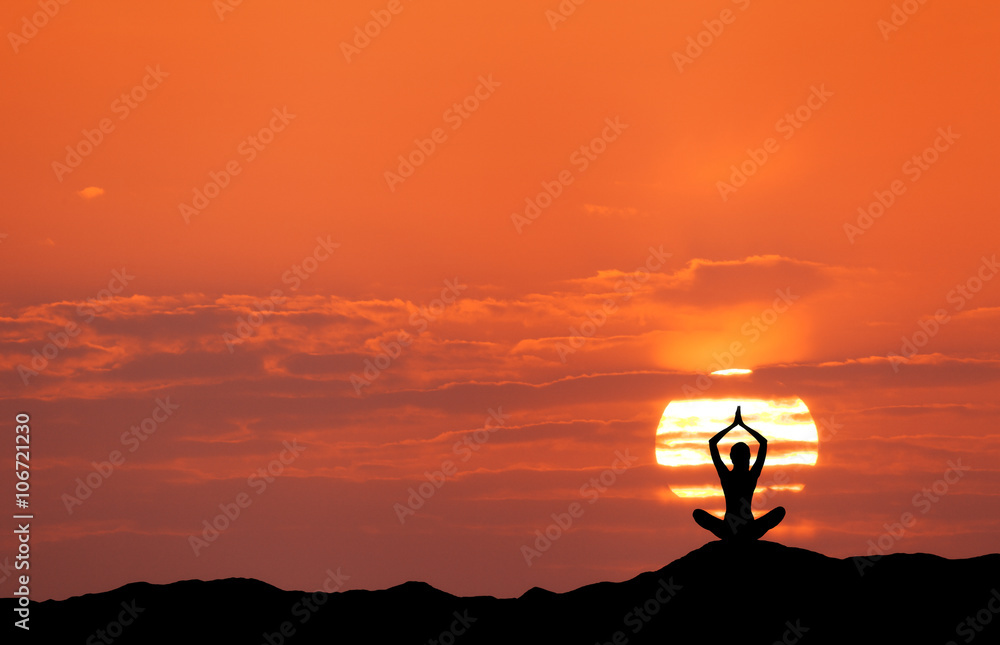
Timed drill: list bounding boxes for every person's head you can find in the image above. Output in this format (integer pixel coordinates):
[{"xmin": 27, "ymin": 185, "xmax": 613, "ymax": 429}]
[{"xmin": 730, "ymin": 442, "xmax": 751, "ymax": 470}]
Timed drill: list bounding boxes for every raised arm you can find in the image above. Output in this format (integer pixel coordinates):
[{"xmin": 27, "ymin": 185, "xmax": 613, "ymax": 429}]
[
  {"xmin": 708, "ymin": 425, "xmax": 731, "ymax": 477},
  {"xmin": 744, "ymin": 424, "xmax": 768, "ymax": 477}
]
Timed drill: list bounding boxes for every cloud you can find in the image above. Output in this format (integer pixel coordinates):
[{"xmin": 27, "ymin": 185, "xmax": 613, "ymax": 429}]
[
  {"xmin": 5, "ymin": 268, "xmax": 999, "ymax": 600},
  {"xmin": 77, "ymin": 186, "xmax": 105, "ymax": 199},
  {"xmin": 582, "ymin": 204, "xmax": 641, "ymax": 217}
]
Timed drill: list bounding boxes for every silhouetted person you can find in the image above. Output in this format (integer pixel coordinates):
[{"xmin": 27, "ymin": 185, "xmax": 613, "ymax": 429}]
[{"xmin": 692, "ymin": 406, "xmax": 785, "ymax": 541}]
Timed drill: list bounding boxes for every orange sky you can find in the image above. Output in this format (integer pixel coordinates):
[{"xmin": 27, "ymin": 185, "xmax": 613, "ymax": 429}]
[{"xmin": 2, "ymin": 1, "xmax": 1000, "ymax": 601}]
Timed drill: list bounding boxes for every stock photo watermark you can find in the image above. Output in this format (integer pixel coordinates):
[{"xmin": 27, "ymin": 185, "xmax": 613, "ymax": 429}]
[
  {"xmin": 887, "ymin": 254, "xmax": 997, "ymax": 372},
  {"xmin": 672, "ymin": 0, "xmax": 752, "ymax": 73},
  {"xmin": 260, "ymin": 567, "xmax": 350, "ymax": 644},
  {"xmin": 520, "ymin": 449, "xmax": 637, "ymax": 566},
  {"xmin": 750, "ymin": 415, "xmax": 845, "ymax": 508},
  {"xmin": 188, "ymin": 439, "xmax": 306, "ymax": 556},
  {"xmin": 844, "ymin": 126, "xmax": 960, "ymax": 243},
  {"xmin": 855, "ymin": 458, "xmax": 970, "ymax": 575},
  {"xmin": 61, "ymin": 398, "xmax": 180, "ymax": 514},
  {"xmin": 16, "ymin": 268, "xmax": 136, "ymax": 385},
  {"xmin": 511, "ymin": 116, "xmax": 628, "ymax": 233},
  {"xmin": 681, "ymin": 287, "xmax": 798, "ymax": 397},
  {"xmin": 717, "ymin": 84, "xmax": 832, "ymax": 201},
  {"xmin": 594, "ymin": 578, "xmax": 683, "ymax": 644},
  {"xmin": 427, "ymin": 611, "xmax": 477, "ymax": 645},
  {"xmin": 771, "ymin": 620, "xmax": 810, "ymax": 645},
  {"xmin": 877, "ymin": 0, "xmax": 930, "ymax": 41},
  {"xmin": 947, "ymin": 588, "xmax": 1000, "ymax": 645},
  {"xmin": 350, "ymin": 277, "xmax": 467, "ymax": 395},
  {"xmin": 214, "ymin": 0, "xmax": 244, "ymax": 21},
  {"xmin": 555, "ymin": 245, "xmax": 671, "ymax": 362},
  {"xmin": 12, "ymin": 412, "xmax": 33, "ymax": 630},
  {"xmin": 0, "ymin": 556, "xmax": 16, "ymax": 586},
  {"xmin": 222, "ymin": 235, "xmax": 340, "ymax": 352},
  {"xmin": 544, "ymin": 0, "xmax": 587, "ymax": 30},
  {"xmin": 394, "ymin": 407, "xmax": 510, "ymax": 523},
  {"xmin": 52, "ymin": 65, "xmax": 168, "ymax": 182},
  {"xmin": 179, "ymin": 107, "xmax": 296, "ymax": 223},
  {"xmin": 340, "ymin": 0, "xmax": 416, "ymax": 61},
  {"xmin": 7, "ymin": 0, "xmax": 72, "ymax": 53},
  {"xmin": 384, "ymin": 75, "xmax": 500, "ymax": 192},
  {"xmin": 83, "ymin": 600, "xmax": 145, "ymax": 644}
]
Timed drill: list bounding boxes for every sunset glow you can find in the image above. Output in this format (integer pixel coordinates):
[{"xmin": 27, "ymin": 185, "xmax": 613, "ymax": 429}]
[
  {"xmin": 2, "ymin": 0, "xmax": 998, "ymax": 605},
  {"xmin": 656, "ymin": 398, "xmax": 819, "ymax": 466},
  {"xmin": 656, "ymin": 397, "xmax": 818, "ymax": 500}
]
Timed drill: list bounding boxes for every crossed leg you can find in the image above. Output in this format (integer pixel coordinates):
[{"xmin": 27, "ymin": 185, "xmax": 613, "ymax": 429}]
[
  {"xmin": 693, "ymin": 509, "xmax": 731, "ymax": 540},
  {"xmin": 746, "ymin": 506, "xmax": 785, "ymax": 540},
  {"xmin": 693, "ymin": 506, "xmax": 786, "ymax": 541}
]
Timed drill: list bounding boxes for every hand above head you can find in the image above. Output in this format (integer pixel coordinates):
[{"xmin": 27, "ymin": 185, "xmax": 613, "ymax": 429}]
[
  {"xmin": 730, "ymin": 406, "xmax": 767, "ymax": 445},
  {"xmin": 709, "ymin": 406, "xmax": 745, "ymax": 445}
]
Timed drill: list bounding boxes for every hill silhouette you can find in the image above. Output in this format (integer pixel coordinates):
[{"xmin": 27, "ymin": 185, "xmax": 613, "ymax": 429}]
[{"xmin": 6, "ymin": 541, "xmax": 999, "ymax": 644}]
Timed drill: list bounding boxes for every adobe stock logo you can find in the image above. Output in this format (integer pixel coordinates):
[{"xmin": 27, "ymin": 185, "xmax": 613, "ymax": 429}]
[
  {"xmin": 393, "ymin": 407, "xmax": 510, "ymax": 524},
  {"xmin": 672, "ymin": 0, "xmax": 752, "ymax": 73},
  {"xmin": 511, "ymin": 116, "xmax": 627, "ymax": 233},
  {"xmin": 716, "ymin": 85, "xmax": 832, "ymax": 201},
  {"xmin": 844, "ymin": 127, "xmax": 959, "ymax": 244},
  {"xmin": 877, "ymin": 0, "xmax": 930, "ymax": 41},
  {"xmin": 339, "ymin": 0, "xmax": 414, "ymax": 62},
  {"xmin": 61, "ymin": 398, "xmax": 181, "ymax": 514},
  {"xmin": 179, "ymin": 107, "xmax": 296, "ymax": 224},
  {"xmin": 52, "ymin": 65, "xmax": 169, "ymax": 182},
  {"xmin": 555, "ymin": 245, "xmax": 670, "ymax": 362},
  {"xmin": 544, "ymin": 0, "xmax": 587, "ymax": 30},
  {"xmin": 350, "ymin": 278, "xmax": 467, "ymax": 395},
  {"xmin": 887, "ymin": 254, "xmax": 998, "ymax": 372},
  {"xmin": 384, "ymin": 75, "xmax": 500, "ymax": 192},
  {"xmin": 188, "ymin": 440, "xmax": 306, "ymax": 556},
  {"xmin": 16, "ymin": 268, "xmax": 136, "ymax": 385},
  {"xmin": 7, "ymin": 0, "xmax": 72, "ymax": 54},
  {"xmin": 520, "ymin": 449, "xmax": 637, "ymax": 566},
  {"xmin": 222, "ymin": 236, "xmax": 339, "ymax": 353}
]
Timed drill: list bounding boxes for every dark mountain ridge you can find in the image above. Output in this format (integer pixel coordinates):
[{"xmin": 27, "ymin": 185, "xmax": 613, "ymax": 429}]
[{"xmin": 7, "ymin": 541, "xmax": 1000, "ymax": 644}]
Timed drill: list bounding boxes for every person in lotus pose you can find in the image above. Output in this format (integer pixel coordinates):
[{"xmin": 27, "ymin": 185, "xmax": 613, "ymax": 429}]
[{"xmin": 693, "ymin": 406, "xmax": 785, "ymax": 541}]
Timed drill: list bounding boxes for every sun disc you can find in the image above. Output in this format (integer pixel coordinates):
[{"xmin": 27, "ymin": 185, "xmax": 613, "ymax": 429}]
[{"xmin": 655, "ymin": 397, "xmax": 818, "ymax": 499}]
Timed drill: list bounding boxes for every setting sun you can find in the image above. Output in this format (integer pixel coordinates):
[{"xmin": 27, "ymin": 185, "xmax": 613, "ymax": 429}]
[
  {"xmin": 3, "ymin": 0, "xmax": 999, "ymax": 620},
  {"xmin": 655, "ymin": 397, "xmax": 819, "ymax": 499}
]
